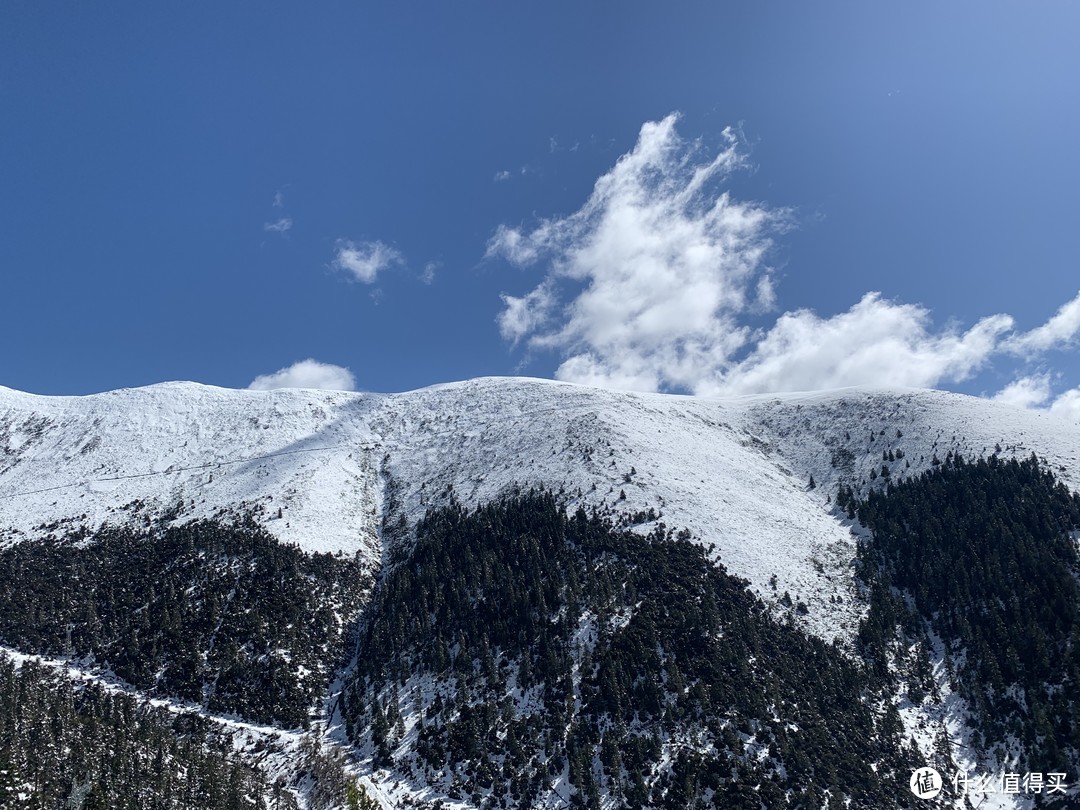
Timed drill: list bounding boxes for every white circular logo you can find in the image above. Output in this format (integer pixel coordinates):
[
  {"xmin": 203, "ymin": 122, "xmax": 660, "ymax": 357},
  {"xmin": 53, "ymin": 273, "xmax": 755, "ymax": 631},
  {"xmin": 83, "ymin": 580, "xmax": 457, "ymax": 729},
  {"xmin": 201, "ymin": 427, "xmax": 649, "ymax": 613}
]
[{"xmin": 909, "ymin": 767, "xmax": 943, "ymax": 799}]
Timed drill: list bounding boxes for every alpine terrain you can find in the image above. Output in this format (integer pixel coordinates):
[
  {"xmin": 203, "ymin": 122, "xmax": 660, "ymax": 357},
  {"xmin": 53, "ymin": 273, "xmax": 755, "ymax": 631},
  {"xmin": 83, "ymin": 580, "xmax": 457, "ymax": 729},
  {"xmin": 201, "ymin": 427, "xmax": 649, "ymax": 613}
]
[{"xmin": 1, "ymin": 376, "xmax": 1079, "ymax": 809}]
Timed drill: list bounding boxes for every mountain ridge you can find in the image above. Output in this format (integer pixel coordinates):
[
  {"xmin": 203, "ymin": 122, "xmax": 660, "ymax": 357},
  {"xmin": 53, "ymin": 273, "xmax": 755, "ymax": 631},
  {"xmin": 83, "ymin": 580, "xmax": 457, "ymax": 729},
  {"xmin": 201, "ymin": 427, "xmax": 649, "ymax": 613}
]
[{"xmin": 3, "ymin": 377, "xmax": 1078, "ymax": 644}]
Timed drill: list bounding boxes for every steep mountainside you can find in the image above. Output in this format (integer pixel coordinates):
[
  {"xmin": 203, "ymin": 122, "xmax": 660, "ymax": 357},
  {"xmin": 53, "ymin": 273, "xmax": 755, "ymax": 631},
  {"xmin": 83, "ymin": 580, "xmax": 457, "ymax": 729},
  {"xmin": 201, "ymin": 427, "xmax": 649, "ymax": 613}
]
[
  {"xmin": 3, "ymin": 378, "xmax": 1077, "ymax": 639},
  {"xmin": 2, "ymin": 378, "xmax": 1080, "ymax": 808},
  {"xmin": 0, "ymin": 518, "xmax": 370, "ymax": 727},
  {"xmin": 343, "ymin": 492, "xmax": 914, "ymax": 809}
]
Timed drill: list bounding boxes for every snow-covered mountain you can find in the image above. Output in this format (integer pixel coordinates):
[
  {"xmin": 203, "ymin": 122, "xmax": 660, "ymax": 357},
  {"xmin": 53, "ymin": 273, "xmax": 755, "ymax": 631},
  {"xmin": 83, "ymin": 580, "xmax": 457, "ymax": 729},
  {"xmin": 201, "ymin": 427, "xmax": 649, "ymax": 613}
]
[
  {"xmin": 3, "ymin": 376, "xmax": 1078, "ymax": 642},
  {"xmin": 4, "ymin": 376, "xmax": 1080, "ymax": 809}
]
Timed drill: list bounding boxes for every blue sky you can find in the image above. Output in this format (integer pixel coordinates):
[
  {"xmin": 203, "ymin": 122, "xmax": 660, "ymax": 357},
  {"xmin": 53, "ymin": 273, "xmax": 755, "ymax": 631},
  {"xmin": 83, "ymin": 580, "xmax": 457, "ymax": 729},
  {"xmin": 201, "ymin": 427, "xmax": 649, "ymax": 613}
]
[{"xmin": 2, "ymin": 3, "xmax": 1079, "ymax": 414}]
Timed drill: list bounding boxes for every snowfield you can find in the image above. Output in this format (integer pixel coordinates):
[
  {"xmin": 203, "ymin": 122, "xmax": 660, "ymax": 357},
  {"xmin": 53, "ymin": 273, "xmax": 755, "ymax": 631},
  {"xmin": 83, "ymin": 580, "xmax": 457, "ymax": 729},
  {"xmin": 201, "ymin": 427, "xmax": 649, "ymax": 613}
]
[{"xmin": 2, "ymin": 377, "xmax": 1078, "ymax": 645}]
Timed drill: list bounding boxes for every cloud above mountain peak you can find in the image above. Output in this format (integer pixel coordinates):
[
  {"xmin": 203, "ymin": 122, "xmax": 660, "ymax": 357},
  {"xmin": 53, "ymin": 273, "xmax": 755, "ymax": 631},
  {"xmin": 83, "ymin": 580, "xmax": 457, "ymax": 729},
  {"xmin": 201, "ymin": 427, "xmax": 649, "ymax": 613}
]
[{"xmin": 490, "ymin": 113, "xmax": 1080, "ymax": 405}]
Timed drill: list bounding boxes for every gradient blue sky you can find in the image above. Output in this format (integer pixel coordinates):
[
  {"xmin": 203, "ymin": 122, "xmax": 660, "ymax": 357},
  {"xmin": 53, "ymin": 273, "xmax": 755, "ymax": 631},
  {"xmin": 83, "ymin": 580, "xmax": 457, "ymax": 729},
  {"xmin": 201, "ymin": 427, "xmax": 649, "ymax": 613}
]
[{"xmin": 3, "ymin": 3, "xmax": 1079, "ymax": 412}]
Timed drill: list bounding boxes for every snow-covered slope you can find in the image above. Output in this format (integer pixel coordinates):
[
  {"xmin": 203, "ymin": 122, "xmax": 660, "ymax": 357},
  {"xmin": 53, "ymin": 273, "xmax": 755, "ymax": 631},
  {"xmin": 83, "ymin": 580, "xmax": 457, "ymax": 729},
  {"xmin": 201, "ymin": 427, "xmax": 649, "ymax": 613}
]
[
  {"xmin": 2, "ymin": 377, "xmax": 1079, "ymax": 641},
  {"xmin": 0, "ymin": 382, "xmax": 385, "ymax": 559}
]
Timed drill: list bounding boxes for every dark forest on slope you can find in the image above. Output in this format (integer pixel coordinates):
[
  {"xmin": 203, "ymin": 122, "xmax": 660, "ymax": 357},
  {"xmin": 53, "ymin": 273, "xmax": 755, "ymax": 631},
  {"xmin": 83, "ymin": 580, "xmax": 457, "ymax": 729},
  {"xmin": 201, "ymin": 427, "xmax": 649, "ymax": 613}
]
[
  {"xmin": 343, "ymin": 491, "xmax": 915, "ymax": 810},
  {"xmin": 3, "ymin": 453, "xmax": 1080, "ymax": 808},
  {"xmin": 0, "ymin": 658, "xmax": 297, "ymax": 810},
  {"xmin": 849, "ymin": 453, "xmax": 1080, "ymax": 780},
  {"xmin": 0, "ymin": 518, "xmax": 372, "ymax": 727}
]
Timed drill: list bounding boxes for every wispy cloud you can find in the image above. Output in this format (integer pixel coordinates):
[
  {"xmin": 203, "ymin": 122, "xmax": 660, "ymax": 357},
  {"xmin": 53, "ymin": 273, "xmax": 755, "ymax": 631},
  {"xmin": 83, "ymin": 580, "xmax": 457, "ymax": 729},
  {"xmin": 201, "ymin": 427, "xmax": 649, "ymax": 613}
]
[
  {"xmin": 421, "ymin": 261, "xmax": 439, "ymax": 285},
  {"xmin": 716, "ymin": 294, "xmax": 1012, "ymax": 396},
  {"xmin": 247, "ymin": 359, "xmax": 356, "ymax": 391},
  {"xmin": 993, "ymin": 374, "xmax": 1052, "ymax": 409},
  {"xmin": 1003, "ymin": 293, "xmax": 1080, "ymax": 355},
  {"xmin": 489, "ymin": 113, "xmax": 1079, "ymax": 403},
  {"xmin": 1048, "ymin": 388, "xmax": 1080, "ymax": 419},
  {"xmin": 498, "ymin": 282, "xmax": 556, "ymax": 347},
  {"xmin": 993, "ymin": 373, "xmax": 1080, "ymax": 420},
  {"xmin": 493, "ymin": 166, "xmax": 538, "ymax": 183},
  {"xmin": 488, "ymin": 113, "xmax": 782, "ymax": 393},
  {"xmin": 263, "ymin": 217, "xmax": 293, "ymax": 233},
  {"xmin": 273, "ymin": 189, "xmax": 285, "ymax": 208},
  {"xmin": 331, "ymin": 239, "xmax": 403, "ymax": 284}
]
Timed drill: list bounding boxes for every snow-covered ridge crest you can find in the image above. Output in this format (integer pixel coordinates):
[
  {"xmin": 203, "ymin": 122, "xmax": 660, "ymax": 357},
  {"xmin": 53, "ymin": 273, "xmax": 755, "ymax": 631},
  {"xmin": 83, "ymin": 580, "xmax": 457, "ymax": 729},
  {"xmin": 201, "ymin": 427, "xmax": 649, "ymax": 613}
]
[{"xmin": 2, "ymin": 377, "xmax": 1079, "ymax": 640}]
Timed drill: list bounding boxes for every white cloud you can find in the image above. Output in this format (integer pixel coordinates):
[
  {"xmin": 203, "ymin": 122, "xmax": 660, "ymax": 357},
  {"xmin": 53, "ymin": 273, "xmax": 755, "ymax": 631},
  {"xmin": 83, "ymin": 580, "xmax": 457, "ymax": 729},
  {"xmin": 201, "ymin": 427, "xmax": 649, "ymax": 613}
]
[
  {"xmin": 993, "ymin": 374, "xmax": 1052, "ymax": 409},
  {"xmin": 498, "ymin": 282, "xmax": 556, "ymax": 346},
  {"xmin": 1003, "ymin": 292, "xmax": 1080, "ymax": 355},
  {"xmin": 715, "ymin": 294, "xmax": 1013, "ymax": 396},
  {"xmin": 264, "ymin": 217, "xmax": 293, "ymax": 233},
  {"xmin": 273, "ymin": 190, "xmax": 285, "ymax": 208},
  {"xmin": 332, "ymin": 239, "xmax": 403, "ymax": 284},
  {"xmin": 489, "ymin": 112, "xmax": 1075, "ymax": 399},
  {"xmin": 488, "ymin": 223, "xmax": 544, "ymax": 264},
  {"xmin": 1048, "ymin": 388, "xmax": 1080, "ymax": 420},
  {"xmin": 248, "ymin": 359, "xmax": 356, "ymax": 391},
  {"xmin": 488, "ymin": 113, "xmax": 786, "ymax": 393},
  {"xmin": 493, "ymin": 170, "xmax": 512, "ymax": 183},
  {"xmin": 421, "ymin": 261, "xmax": 439, "ymax": 285},
  {"xmin": 992, "ymin": 376, "xmax": 1080, "ymax": 421}
]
